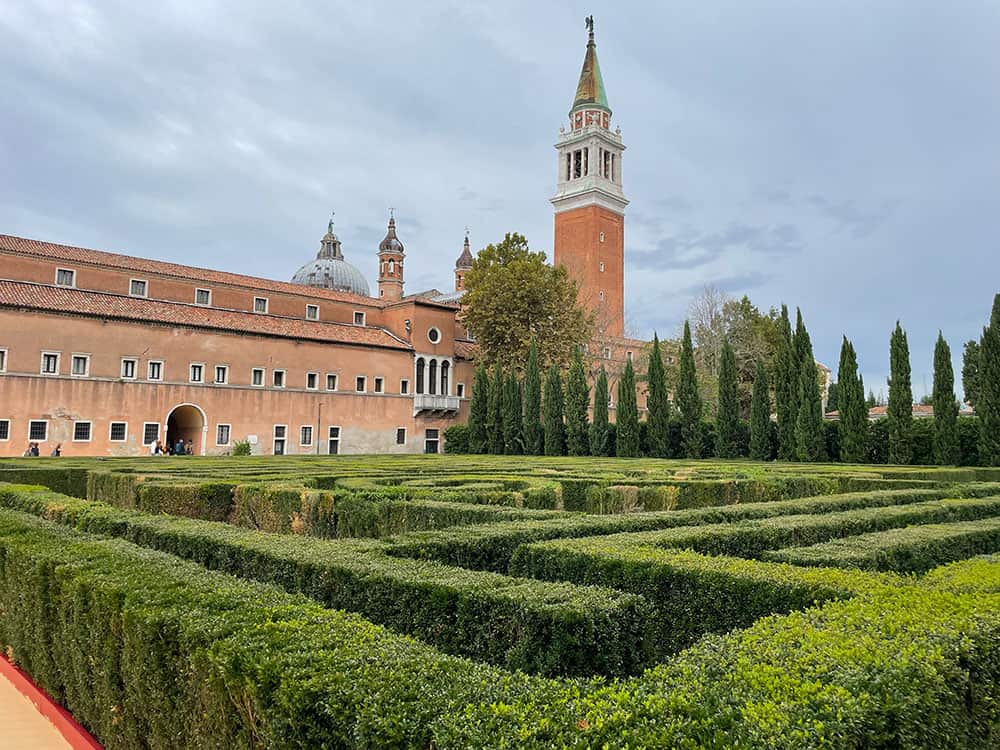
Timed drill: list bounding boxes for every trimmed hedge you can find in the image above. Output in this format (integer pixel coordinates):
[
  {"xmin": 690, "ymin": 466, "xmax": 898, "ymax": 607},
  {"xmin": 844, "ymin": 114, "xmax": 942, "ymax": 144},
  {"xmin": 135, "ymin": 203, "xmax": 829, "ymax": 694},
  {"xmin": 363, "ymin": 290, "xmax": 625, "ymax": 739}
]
[
  {"xmin": 764, "ymin": 517, "xmax": 1000, "ymax": 572},
  {"xmin": 921, "ymin": 554, "xmax": 1000, "ymax": 593},
  {"xmin": 0, "ymin": 484, "xmax": 651, "ymax": 677}
]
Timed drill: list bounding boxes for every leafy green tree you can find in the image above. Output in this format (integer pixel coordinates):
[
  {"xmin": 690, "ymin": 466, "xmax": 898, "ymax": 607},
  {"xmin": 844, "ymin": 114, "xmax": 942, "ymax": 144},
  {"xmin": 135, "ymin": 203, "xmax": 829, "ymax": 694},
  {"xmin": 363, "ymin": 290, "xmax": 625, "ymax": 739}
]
[
  {"xmin": 774, "ymin": 305, "xmax": 797, "ymax": 460},
  {"xmin": 932, "ymin": 332, "xmax": 959, "ymax": 465},
  {"xmin": 748, "ymin": 360, "xmax": 771, "ymax": 460},
  {"xmin": 837, "ymin": 337, "xmax": 867, "ymax": 463},
  {"xmin": 522, "ymin": 340, "xmax": 542, "ymax": 455},
  {"xmin": 887, "ymin": 321, "xmax": 914, "ymax": 464},
  {"xmin": 564, "ymin": 347, "xmax": 590, "ymax": 456},
  {"xmin": 502, "ymin": 372, "xmax": 523, "ymax": 455},
  {"xmin": 467, "ymin": 362, "xmax": 489, "ymax": 453},
  {"xmin": 676, "ymin": 320, "xmax": 702, "ymax": 458},
  {"xmin": 646, "ymin": 334, "xmax": 671, "ymax": 457},
  {"xmin": 980, "ymin": 294, "xmax": 1000, "ymax": 465},
  {"xmin": 716, "ymin": 339, "xmax": 741, "ymax": 458},
  {"xmin": 460, "ymin": 232, "xmax": 592, "ymax": 370},
  {"xmin": 616, "ymin": 358, "xmax": 640, "ymax": 457},
  {"xmin": 487, "ymin": 365, "xmax": 505, "ymax": 454},
  {"xmin": 543, "ymin": 366, "xmax": 565, "ymax": 456},
  {"xmin": 963, "ymin": 339, "xmax": 980, "ymax": 407},
  {"xmin": 590, "ymin": 368, "xmax": 611, "ymax": 457}
]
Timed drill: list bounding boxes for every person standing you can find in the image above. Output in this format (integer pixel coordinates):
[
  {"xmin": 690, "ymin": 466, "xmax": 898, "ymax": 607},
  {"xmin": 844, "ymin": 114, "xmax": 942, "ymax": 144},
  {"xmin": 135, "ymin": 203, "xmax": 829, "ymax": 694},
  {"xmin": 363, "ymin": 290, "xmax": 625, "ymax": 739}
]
[
  {"xmin": 175, "ymin": 437, "xmax": 185, "ymax": 456},
  {"xmin": 185, "ymin": 439, "xmax": 194, "ymax": 456},
  {"xmin": 50, "ymin": 443, "xmax": 61, "ymax": 457}
]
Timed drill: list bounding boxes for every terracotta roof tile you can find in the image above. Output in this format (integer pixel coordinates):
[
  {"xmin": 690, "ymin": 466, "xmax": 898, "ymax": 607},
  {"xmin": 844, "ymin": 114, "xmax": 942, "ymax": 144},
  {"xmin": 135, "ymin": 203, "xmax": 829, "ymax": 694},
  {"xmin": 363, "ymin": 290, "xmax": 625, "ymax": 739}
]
[
  {"xmin": 0, "ymin": 280, "xmax": 411, "ymax": 350},
  {"xmin": 454, "ymin": 339, "xmax": 478, "ymax": 360}
]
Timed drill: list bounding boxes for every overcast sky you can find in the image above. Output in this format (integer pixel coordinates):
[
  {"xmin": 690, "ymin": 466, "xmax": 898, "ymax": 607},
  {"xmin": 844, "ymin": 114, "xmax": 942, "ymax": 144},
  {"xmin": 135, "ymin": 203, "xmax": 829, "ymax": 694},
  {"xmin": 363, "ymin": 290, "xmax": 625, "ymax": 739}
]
[{"xmin": 2, "ymin": 1, "xmax": 998, "ymax": 398}]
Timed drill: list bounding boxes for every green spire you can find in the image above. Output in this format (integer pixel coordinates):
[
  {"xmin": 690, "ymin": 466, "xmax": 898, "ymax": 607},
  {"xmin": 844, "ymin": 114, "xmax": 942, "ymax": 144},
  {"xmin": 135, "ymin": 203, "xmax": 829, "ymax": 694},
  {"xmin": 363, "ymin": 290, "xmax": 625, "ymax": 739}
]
[{"xmin": 571, "ymin": 19, "xmax": 610, "ymax": 114}]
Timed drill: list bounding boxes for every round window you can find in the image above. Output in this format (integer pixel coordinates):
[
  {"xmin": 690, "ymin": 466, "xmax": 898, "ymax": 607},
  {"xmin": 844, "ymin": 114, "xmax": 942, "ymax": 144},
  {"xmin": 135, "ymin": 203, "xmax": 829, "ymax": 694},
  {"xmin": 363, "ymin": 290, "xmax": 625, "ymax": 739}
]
[{"xmin": 427, "ymin": 327, "xmax": 441, "ymax": 344}]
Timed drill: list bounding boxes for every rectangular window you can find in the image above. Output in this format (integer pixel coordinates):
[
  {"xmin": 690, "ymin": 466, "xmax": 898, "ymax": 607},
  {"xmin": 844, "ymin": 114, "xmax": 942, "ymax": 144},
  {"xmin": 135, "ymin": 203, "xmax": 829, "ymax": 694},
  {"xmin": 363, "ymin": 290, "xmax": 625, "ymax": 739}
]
[
  {"xmin": 373, "ymin": 377, "xmax": 384, "ymax": 394},
  {"xmin": 299, "ymin": 425, "xmax": 313, "ymax": 447},
  {"xmin": 71, "ymin": 354, "xmax": 89, "ymax": 376},
  {"xmin": 603, "ymin": 347, "xmax": 612, "ymax": 360},
  {"xmin": 195, "ymin": 288, "xmax": 212, "ymax": 306},
  {"xmin": 306, "ymin": 304, "xmax": 319, "ymax": 320},
  {"xmin": 599, "ymin": 262, "xmax": 605, "ymax": 272},
  {"xmin": 73, "ymin": 421, "xmax": 91, "ymax": 442},
  {"xmin": 214, "ymin": 365, "xmax": 228, "ymax": 384},
  {"xmin": 29, "ymin": 420, "xmax": 48, "ymax": 441},
  {"xmin": 328, "ymin": 426, "xmax": 340, "ymax": 455},
  {"xmin": 627, "ymin": 351, "xmax": 633, "ymax": 362},
  {"xmin": 306, "ymin": 372, "xmax": 318, "ymax": 390},
  {"xmin": 254, "ymin": 297, "xmax": 268, "ymax": 313},
  {"xmin": 216, "ymin": 424, "xmax": 231, "ymax": 446},
  {"xmin": 457, "ymin": 382, "xmax": 465, "ymax": 398},
  {"xmin": 252, "ymin": 367, "xmax": 265, "ymax": 386},
  {"xmin": 0, "ymin": 419, "xmax": 10, "ymax": 441},
  {"xmin": 0, "ymin": 348, "xmax": 6, "ymax": 372},
  {"xmin": 272, "ymin": 369, "xmax": 285, "ymax": 388},
  {"xmin": 424, "ymin": 428, "xmax": 440, "ymax": 454},
  {"xmin": 399, "ymin": 379, "xmax": 409, "ymax": 395},
  {"xmin": 353, "ymin": 311, "xmax": 365, "ymax": 326},
  {"xmin": 55, "ymin": 268, "xmax": 76, "ymax": 287},
  {"xmin": 121, "ymin": 358, "xmax": 138, "ymax": 380},
  {"xmin": 129, "ymin": 279, "xmax": 148, "ymax": 297},
  {"xmin": 142, "ymin": 422, "xmax": 159, "ymax": 445},
  {"xmin": 396, "ymin": 427, "xmax": 406, "ymax": 445},
  {"xmin": 273, "ymin": 425, "xmax": 287, "ymax": 455},
  {"xmin": 355, "ymin": 376, "xmax": 366, "ymax": 392},
  {"xmin": 326, "ymin": 373, "xmax": 338, "ymax": 391},
  {"xmin": 41, "ymin": 352, "xmax": 60, "ymax": 375},
  {"xmin": 109, "ymin": 422, "xmax": 127, "ymax": 442},
  {"xmin": 189, "ymin": 363, "xmax": 204, "ymax": 383},
  {"xmin": 147, "ymin": 360, "xmax": 163, "ymax": 381}
]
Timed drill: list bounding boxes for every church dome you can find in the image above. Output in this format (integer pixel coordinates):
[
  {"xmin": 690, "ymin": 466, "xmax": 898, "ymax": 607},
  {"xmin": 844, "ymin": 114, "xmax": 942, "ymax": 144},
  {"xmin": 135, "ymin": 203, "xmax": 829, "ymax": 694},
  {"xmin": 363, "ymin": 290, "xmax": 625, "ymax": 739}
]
[{"xmin": 291, "ymin": 219, "xmax": 370, "ymax": 296}]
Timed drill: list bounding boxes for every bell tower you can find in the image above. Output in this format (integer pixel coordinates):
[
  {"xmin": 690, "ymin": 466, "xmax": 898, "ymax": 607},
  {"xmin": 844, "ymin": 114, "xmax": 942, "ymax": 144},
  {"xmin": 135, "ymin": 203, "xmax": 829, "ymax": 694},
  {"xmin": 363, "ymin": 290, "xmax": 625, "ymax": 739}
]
[
  {"xmin": 454, "ymin": 229, "xmax": 473, "ymax": 292},
  {"xmin": 552, "ymin": 16, "xmax": 628, "ymax": 339},
  {"xmin": 377, "ymin": 210, "xmax": 405, "ymax": 301}
]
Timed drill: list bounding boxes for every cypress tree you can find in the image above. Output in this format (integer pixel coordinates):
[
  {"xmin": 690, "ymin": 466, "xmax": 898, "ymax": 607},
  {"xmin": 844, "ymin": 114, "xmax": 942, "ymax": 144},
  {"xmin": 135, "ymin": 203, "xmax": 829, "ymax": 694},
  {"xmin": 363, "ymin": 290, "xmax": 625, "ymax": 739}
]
[
  {"xmin": 749, "ymin": 359, "xmax": 771, "ymax": 460},
  {"xmin": 963, "ymin": 339, "xmax": 981, "ymax": 408},
  {"xmin": 487, "ymin": 365, "xmax": 505, "ymax": 454},
  {"xmin": 522, "ymin": 340, "xmax": 543, "ymax": 455},
  {"xmin": 887, "ymin": 321, "xmax": 914, "ymax": 464},
  {"xmin": 502, "ymin": 372, "xmax": 523, "ymax": 455},
  {"xmin": 932, "ymin": 331, "xmax": 959, "ymax": 465},
  {"xmin": 616, "ymin": 358, "xmax": 640, "ymax": 457},
  {"xmin": 774, "ymin": 305, "xmax": 797, "ymax": 460},
  {"xmin": 837, "ymin": 337, "xmax": 867, "ymax": 463},
  {"xmin": 467, "ymin": 362, "xmax": 489, "ymax": 453},
  {"xmin": 979, "ymin": 294, "xmax": 1000, "ymax": 465},
  {"xmin": 590, "ymin": 367, "xmax": 611, "ymax": 457},
  {"xmin": 564, "ymin": 347, "xmax": 590, "ymax": 456},
  {"xmin": 646, "ymin": 334, "xmax": 671, "ymax": 457},
  {"xmin": 543, "ymin": 366, "xmax": 565, "ymax": 456},
  {"xmin": 716, "ymin": 339, "xmax": 741, "ymax": 458},
  {"xmin": 676, "ymin": 320, "xmax": 702, "ymax": 458},
  {"xmin": 795, "ymin": 348, "xmax": 825, "ymax": 462}
]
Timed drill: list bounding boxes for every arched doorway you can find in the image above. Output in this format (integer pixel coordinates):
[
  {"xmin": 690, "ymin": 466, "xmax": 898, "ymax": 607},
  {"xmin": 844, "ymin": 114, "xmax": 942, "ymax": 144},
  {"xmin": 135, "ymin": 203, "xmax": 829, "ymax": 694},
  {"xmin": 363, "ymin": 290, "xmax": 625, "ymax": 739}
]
[{"xmin": 165, "ymin": 403, "xmax": 206, "ymax": 455}]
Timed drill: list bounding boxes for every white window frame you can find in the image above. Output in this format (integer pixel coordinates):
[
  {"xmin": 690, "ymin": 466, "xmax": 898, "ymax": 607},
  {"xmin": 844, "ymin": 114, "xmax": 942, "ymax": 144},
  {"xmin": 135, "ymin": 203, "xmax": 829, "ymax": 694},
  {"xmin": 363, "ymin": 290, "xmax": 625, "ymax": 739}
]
[
  {"xmin": 142, "ymin": 422, "xmax": 159, "ymax": 446},
  {"xmin": 71, "ymin": 353, "xmax": 90, "ymax": 377},
  {"xmin": 121, "ymin": 357, "xmax": 138, "ymax": 380},
  {"xmin": 272, "ymin": 369, "xmax": 286, "ymax": 388},
  {"xmin": 108, "ymin": 421, "xmax": 128, "ymax": 442},
  {"xmin": 195, "ymin": 288, "xmax": 212, "ymax": 306},
  {"xmin": 427, "ymin": 327, "xmax": 441, "ymax": 344},
  {"xmin": 273, "ymin": 424, "xmax": 287, "ymax": 455},
  {"xmin": 72, "ymin": 421, "xmax": 91, "ymax": 442},
  {"xmin": 326, "ymin": 373, "xmax": 338, "ymax": 391},
  {"xmin": 0, "ymin": 348, "xmax": 6, "ymax": 373},
  {"xmin": 399, "ymin": 378, "xmax": 409, "ymax": 395},
  {"xmin": 40, "ymin": 351, "xmax": 60, "ymax": 375},
  {"xmin": 55, "ymin": 268, "xmax": 76, "ymax": 287},
  {"xmin": 299, "ymin": 425, "xmax": 313, "ymax": 447},
  {"xmin": 353, "ymin": 311, "xmax": 365, "ymax": 326},
  {"xmin": 0, "ymin": 419, "xmax": 10, "ymax": 441},
  {"xmin": 251, "ymin": 367, "xmax": 265, "ymax": 387},
  {"xmin": 216, "ymin": 423, "xmax": 232, "ymax": 446},
  {"xmin": 305, "ymin": 304, "xmax": 320, "ymax": 320},
  {"xmin": 327, "ymin": 425, "xmax": 341, "ymax": 455},
  {"xmin": 147, "ymin": 360, "xmax": 163, "ymax": 381},
  {"xmin": 599, "ymin": 262, "xmax": 605, "ymax": 272},
  {"xmin": 306, "ymin": 372, "xmax": 319, "ymax": 390},
  {"xmin": 28, "ymin": 419, "xmax": 48, "ymax": 442},
  {"xmin": 214, "ymin": 365, "xmax": 229, "ymax": 385},
  {"xmin": 129, "ymin": 278, "xmax": 148, "ymax": 298},
  {"xmin": 254, "ymin": 296, "xmax": 269, "ymax": 314},
  {"xmin": 189, "ymin": 362, "xmax": 205, "ymax": 383},
  {"xmin": 355, "ymin": 375, "xmax": 366, "ymax": 393},
  {"xmin": 373, "ymin": 376, "xmax": 384, "ymax": 394},
  {"xmin": 457, "ymin": 382, "xmax": 465, "ymax": 398}
]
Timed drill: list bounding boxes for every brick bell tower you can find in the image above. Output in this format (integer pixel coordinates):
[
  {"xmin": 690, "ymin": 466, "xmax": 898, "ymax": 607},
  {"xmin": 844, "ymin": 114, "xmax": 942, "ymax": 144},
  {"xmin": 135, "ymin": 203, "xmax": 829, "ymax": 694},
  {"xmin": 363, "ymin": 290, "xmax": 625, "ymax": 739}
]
[
  {"xmin": 552, "ymin": 16, "xmax": 628, "ymax": 339},
  {"xmin": 377, "ymin": 210, "xmax": 405, "ymax": 301}
]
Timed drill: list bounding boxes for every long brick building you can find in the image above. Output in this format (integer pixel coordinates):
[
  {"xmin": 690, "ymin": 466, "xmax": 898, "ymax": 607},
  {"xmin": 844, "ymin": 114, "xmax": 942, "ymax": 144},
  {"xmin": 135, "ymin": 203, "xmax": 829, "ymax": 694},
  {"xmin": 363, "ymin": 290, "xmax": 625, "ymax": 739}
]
[{"xmin": 0, "ymin": 22, "xmax": 643, "ymax": 457}]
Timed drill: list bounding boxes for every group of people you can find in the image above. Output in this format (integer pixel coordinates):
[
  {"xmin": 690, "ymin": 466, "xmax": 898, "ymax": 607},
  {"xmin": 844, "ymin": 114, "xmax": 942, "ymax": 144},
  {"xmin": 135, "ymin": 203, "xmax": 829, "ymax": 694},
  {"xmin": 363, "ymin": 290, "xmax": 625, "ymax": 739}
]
[
  {"xmin": 22, "ymin": 442, "xmax": 60, "ymax": 457},
  {"xmin": 150, "ymin": 438, "xmax": 195, "ymax": 456}
]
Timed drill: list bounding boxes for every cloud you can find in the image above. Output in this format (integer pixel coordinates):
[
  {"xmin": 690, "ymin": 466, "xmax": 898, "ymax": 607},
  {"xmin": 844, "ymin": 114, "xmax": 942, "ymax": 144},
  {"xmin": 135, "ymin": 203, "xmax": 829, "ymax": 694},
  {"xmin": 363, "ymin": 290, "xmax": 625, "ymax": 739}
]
[{"xmin": 627, "ymin": 221, "xmax": 804, "ymax": 271}]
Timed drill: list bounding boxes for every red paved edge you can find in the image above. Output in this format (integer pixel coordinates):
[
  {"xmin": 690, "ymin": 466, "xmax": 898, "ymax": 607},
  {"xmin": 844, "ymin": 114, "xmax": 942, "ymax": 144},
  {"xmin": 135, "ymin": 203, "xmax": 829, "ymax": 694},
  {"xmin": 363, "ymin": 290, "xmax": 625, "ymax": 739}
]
[{"xmin": 0, "ymin": 654, "xmax": 104, "ymax": 750}]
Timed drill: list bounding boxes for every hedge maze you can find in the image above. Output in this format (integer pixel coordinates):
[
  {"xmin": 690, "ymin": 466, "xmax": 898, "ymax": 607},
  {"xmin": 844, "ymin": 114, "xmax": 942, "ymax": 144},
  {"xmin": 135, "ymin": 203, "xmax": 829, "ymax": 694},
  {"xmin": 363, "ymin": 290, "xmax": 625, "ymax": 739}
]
[{"xmin": 3, "ymin": 455, "xmax": 1000, "ymax": 748}]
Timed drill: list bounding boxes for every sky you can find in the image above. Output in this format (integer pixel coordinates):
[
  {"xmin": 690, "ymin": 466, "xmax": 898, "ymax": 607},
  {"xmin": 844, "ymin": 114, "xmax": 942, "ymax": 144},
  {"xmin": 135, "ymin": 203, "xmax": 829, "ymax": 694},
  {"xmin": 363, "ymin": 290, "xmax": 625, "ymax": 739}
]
[{"xmin": 2, "ymin": 0, "xmax": 998, "ymax": 399}]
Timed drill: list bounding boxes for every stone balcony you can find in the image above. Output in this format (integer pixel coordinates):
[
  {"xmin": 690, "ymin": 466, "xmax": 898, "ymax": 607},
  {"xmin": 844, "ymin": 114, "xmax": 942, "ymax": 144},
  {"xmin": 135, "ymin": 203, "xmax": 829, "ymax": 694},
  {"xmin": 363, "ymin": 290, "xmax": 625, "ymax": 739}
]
[{"xmin": 413, "ymin": 393, "xmax": 460, "ymax": 415}]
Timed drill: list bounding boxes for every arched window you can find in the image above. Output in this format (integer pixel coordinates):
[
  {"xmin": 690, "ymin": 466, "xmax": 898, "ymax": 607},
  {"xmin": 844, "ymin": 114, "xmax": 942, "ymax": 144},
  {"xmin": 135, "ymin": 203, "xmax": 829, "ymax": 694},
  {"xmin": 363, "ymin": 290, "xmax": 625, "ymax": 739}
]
[
  {"xmin": 428, "ymin": 359, "xmax": 438, "ymax": 395},
  {"xmin": 416, "ymin": 358, "xmax": 425, "ymax": 394},
  {"xmin": 441, "ymin": 360, "xmax": 450, "ymax": 395}
]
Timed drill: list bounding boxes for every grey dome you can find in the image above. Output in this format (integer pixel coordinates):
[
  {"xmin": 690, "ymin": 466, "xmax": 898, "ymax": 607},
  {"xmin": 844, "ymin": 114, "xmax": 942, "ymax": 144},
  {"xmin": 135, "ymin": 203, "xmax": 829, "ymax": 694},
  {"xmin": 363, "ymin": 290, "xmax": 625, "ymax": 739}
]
[{"xmin": 291, "ymin": 220, "xmax": 370, "ymax": 296}]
